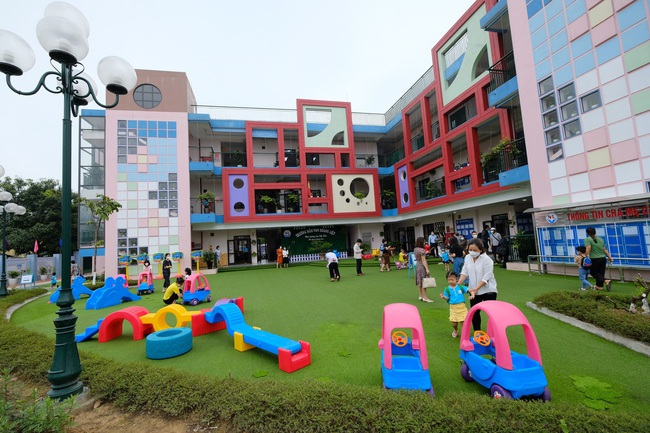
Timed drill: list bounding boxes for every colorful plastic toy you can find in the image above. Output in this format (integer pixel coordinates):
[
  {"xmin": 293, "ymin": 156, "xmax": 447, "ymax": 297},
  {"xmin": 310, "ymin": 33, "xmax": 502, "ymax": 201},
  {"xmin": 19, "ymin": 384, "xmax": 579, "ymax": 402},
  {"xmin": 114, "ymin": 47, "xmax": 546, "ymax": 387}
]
[
  {"xmin": 85, "ymin": 276, "xmax": 141, "ymax": 310},
  {"xmin": 137, "ymin": 270, "xmax": 154, "ymax": 295},
  {"xmin": 378, "ymin": 303, "xmax": 434, "ymax": 395},
  {"xmin": 181, "ymin": 273, "xmax": 212, "ymax": 306},
  {"xmin": 459, "ymin": 300, "xmax": 550, "ymax": 400},
  {"xmin": 49, "ymin": 276, "xmax": 93, "ymax": 303}
]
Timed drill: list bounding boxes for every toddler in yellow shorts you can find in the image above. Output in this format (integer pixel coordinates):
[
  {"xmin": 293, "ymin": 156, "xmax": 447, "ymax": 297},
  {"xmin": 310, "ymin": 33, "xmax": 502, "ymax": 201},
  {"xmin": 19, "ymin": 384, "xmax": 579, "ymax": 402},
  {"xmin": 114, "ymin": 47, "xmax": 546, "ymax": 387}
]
[{"xmin": 439, "ymin": 271, "xmax": 474, "ymax": 338}]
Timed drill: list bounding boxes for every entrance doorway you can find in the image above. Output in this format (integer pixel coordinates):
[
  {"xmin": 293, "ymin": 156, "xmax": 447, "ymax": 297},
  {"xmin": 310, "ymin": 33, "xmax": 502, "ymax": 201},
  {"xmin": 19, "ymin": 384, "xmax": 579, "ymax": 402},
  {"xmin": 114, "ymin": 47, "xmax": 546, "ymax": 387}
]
[{"xmin": 228, "ymin": 236, "xmax": 251, "ymax": 265}]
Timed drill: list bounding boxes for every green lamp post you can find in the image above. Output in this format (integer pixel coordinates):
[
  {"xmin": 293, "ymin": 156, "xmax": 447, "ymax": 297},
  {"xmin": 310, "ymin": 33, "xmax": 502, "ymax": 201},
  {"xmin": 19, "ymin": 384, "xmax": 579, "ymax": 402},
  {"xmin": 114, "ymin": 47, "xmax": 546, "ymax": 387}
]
[{"xmin": 0, "ymin": 2, "xmax": 137, "ymax": 401}]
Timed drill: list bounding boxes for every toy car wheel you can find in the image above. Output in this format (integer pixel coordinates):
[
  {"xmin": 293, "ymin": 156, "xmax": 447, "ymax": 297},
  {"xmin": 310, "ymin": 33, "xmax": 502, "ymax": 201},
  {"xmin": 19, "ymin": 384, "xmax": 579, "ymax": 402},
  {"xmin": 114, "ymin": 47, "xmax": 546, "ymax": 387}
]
[
  {"xmin": 541, "ymin": 386, "xmax": 551, "ymax": 402},
  {"xmin": 207, "ymin": 295, "xmax": 211, "ymax": 302},
  {"xmin": 427, "ymin": 387, "xmax": 435, "ymax": 398},
  {"xmin": 190, "ymin": 298, "xmax": 199, "ymax": 306},
  {"xmin": 460, "ymin": 362, "xmax": 474, "ymax": 382},
  {"xmin": 149, "ymin": 289, "xmax": 154, "ymax": 294},
  {"xmin": 490, "ymin": 384, "xmax": 512, "ymax": 399}
]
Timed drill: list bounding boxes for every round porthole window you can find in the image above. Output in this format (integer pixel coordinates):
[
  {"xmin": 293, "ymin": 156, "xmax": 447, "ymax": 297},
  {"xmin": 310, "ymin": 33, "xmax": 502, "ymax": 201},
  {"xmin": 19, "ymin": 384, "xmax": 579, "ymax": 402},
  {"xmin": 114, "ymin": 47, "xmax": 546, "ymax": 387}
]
[{"xmin": 133, "ymin": 84, "xmax": 162, "ymax": 109}]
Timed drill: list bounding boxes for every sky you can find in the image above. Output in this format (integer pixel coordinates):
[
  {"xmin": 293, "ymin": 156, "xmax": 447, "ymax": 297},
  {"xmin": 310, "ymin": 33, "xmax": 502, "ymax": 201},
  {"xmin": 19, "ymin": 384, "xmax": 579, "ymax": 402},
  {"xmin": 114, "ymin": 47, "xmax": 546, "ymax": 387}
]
[{"xmin": 0, "ymin": 0, "xmax": 475, "ymax": 186}]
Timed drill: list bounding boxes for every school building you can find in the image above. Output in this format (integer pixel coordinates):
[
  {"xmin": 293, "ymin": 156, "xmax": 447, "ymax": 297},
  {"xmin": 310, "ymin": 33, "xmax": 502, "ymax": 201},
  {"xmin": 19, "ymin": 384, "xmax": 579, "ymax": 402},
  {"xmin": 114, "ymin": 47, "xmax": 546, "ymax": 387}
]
[{"xmin": 76, "ymin": 0, "xmax": 650, "ymax": 276}]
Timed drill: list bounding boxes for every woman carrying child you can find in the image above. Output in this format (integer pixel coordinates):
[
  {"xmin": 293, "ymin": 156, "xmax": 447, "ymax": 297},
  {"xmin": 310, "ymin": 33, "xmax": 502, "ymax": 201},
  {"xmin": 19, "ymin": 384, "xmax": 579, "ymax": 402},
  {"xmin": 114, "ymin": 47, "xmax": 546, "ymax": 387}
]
[{"xmin": 440, "ymin": 271, "xmax": 474, "ymax": 338}]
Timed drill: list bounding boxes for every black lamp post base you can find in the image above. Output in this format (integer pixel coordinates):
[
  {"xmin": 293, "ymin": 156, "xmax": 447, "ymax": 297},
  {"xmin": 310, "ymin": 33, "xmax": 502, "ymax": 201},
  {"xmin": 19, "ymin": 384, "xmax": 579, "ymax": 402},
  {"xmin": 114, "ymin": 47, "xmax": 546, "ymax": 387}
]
[{"xmin": 46, "ymin": 379, "xmax": 83, "ymax": 401}]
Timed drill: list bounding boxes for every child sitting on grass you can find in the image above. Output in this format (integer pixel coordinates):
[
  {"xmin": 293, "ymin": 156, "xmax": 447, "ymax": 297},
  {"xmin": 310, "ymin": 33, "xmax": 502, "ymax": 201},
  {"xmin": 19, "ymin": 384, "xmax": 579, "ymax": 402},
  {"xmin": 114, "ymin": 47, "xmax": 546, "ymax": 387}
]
[
  {"xmin": 574, "ymin": 246, "xmax": 594, "ymax": 291},
  {"xmin": 439, "ymin": 271, "xmax": 473, "ymax": 338}
]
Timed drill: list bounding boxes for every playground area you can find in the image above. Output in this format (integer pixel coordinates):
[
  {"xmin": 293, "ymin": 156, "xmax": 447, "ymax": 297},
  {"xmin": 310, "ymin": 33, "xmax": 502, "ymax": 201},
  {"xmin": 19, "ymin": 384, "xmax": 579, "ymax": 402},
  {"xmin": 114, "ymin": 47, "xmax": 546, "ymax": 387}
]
[{"xmin": 9, "ymin": 260, "xmax": 650, "ymax": 413}]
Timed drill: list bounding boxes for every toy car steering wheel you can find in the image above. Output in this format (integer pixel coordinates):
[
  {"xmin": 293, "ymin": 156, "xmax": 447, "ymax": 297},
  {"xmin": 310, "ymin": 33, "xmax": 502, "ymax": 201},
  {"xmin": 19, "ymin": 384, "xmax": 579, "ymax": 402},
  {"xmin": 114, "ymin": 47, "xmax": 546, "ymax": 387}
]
[
  {"xmin": 391, "ymin": 331, "xmax": 408, "ymax": 347},
  {"xmin": 473, "ymin": 330, "xmax": 491, "ymax": 346}
]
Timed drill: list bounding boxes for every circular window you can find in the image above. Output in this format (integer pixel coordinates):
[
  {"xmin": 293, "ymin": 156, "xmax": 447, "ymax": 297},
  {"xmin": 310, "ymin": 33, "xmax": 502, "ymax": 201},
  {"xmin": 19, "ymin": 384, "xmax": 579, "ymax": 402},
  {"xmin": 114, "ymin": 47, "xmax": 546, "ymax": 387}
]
[
  {"xmin": 337, "ymin": 179, "xmax": 344, "ymax": 186},
  {"xmin": 233, "ymin": 202, "xmax": 246, "ymax": 213},
  {"xmin": 339, "ymin": 190, "xmax": 345, "ymax": 196},
  {"xmin": 233, "ymin": 178, "xmax": 244, "ymax": 189},
  {"xmin": 133, "ymin": 84, "xmax": 162, "ymax": 109},
  {"xmin": 349, "ymin": 177, "xmax": 370, "ymax": 198},
  {"xmin": 400, "ymin": 170, "xmax": 407, "ymax": 181},
  {"xmin": 403, "ymin": 193, "xmax": 409, "ymax": 204}
]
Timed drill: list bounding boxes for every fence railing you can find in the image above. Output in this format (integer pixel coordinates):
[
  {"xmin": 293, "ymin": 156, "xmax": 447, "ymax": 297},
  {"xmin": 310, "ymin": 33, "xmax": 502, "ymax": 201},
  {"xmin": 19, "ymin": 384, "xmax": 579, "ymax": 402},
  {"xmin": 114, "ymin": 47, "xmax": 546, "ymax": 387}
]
[
  {"xmin": 482, "ymin": 138, "xmax": 528, "ymax": 183},
  {"xmin": 487, "ymin": 51, "xmax": 516, "ymax": 94},
  {"xmin": 526, "ymin": 255, "xmax": 650, "ymax": 282}
]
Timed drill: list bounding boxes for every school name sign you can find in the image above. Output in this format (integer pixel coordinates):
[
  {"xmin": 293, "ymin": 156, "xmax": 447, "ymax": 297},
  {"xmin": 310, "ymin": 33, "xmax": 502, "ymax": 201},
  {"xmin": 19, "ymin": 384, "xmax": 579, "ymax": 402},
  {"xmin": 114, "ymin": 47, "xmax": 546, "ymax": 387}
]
[{"xmin": 281, "ymin": 226, "xmax": 347, "ymax": 254}]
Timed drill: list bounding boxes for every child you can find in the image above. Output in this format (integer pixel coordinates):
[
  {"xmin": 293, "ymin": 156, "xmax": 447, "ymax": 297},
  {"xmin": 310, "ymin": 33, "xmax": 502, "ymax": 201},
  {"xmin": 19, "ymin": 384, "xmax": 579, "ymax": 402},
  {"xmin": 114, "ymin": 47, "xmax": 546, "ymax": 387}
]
[
  {"xmin": 440, "ymin": 250, "xmax": 452, "ymax": 272},
  {"xmin": 395, "ymin": 248, "xmax": 407, "ymax": 270},
  {"xmin": 50, "ymin": 272, "xmax": 57, "ymax": 289},
  {"xmin": 574, "ymin": 246, "xmax": 593, "ymax": 291},
  {"xmin": 439, "ymin": 271, "xmax": 474, "ymax": 338}
]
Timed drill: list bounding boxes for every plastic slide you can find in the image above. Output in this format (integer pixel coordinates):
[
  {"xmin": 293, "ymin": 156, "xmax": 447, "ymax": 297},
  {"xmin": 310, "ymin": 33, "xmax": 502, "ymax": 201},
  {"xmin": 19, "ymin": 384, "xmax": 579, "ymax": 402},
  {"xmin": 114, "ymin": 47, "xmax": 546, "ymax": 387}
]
[{"xmin": 75, "ymin": 318, "xmax": 105, "ymax": 343}]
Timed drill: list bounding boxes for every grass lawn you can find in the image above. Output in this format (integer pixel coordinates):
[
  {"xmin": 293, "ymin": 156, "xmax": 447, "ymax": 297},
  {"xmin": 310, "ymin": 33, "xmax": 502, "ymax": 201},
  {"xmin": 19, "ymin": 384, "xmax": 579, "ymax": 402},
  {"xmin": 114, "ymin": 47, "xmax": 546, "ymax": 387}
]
[{"xmin": 11, "ymin": 259, "xmax": 650, "ymax": 413}]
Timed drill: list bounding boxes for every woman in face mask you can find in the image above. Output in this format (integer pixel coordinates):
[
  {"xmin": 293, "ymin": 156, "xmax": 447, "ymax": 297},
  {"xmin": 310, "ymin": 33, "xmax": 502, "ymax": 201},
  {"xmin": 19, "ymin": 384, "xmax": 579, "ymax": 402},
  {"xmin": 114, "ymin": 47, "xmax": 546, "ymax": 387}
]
[{"xmin": 457, "ymin": 238, "xmax": 497, "ymax": 331}]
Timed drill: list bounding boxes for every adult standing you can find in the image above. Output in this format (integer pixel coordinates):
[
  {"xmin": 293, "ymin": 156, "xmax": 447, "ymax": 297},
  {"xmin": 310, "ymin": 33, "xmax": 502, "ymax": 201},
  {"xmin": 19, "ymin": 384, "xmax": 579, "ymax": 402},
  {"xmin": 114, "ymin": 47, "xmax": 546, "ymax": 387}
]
[
  {"xmin": 457, "ymin": 238, "xmax": 498, "ymax": 331},
  {"xmin": 480, "ymin": 226, "xmax": 491, "ymax": 250},
  {"xmin": 162, "ymin": 253, "xmax": 172, "ymax": 289},
  {"xmin": 413, "ymin": 236, "xmax": 434, "ymax": 302},
  {"xmin": 276, "ymin": 246, "xmax": 283, "ymax": 269},
  {"xmin": 325, "ymin": 250, "xmax": 340, "ymax": 281},
  {"xmin": 215, "ymin": 245, "xmax": 221, "ymax": 269},
  {"xmin": 448, "ymin": 237, "xmax": 465, "ymax": 276},
  {"xmin": 353, "ymin": 238, "xmax": 364, "ymax": 276},
  {"xmin": 282, "ymin": 247, "xmax": 289, "ymax": 268},
  {"xmin": 380, "ymin": 239, "xmax": 394, "ymax": 272},
  {"xmin": 584, "ymin": 227, "xmax": 613, "ymax": 291},
  {"xmin": 489, "ymin": 228, "xmax": 502, "ymax": 262},
  {"xmin": 428, "ymin": 231, "xmax": 439, "ymax": 257}
]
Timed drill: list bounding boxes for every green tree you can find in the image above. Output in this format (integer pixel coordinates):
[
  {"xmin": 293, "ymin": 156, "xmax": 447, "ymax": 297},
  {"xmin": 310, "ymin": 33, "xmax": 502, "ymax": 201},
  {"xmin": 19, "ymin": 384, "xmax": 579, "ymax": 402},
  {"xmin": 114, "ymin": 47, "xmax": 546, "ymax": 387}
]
[
  {"xmin": 76, "ymin": 195, "xmax": 121, "ymax": 281},
  {"xmin": 0, "ymin": 176, "xmax": 78, "ymax": 256}
]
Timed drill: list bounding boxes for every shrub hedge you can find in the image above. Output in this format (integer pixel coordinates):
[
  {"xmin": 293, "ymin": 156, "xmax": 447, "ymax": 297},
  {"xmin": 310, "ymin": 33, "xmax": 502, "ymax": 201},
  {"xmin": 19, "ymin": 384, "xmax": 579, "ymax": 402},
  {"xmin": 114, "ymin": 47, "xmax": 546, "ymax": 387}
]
[
  {"xmin": 0, "ymin": 307, "xmax": 646, "ymax": 431},
  {"xmin": 532, "ymin": 291, "xmax": 650, "ymax": 344}
]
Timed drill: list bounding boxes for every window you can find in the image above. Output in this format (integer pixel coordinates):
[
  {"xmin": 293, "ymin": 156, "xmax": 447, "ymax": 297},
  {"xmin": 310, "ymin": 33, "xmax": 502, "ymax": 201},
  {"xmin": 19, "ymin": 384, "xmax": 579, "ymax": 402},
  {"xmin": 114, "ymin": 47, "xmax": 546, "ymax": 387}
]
[
  {"xmin": 561, "ymin": 101, "xmax": 579, "ymax": 120},
  {"xmin": 444, "ymin": 33, "xmax": 468, "ymax": 67},
  {"xmin": 541, "ymin": 94, "xmax": 556, "ymax": 112},
  {"xmin": 563, "ymin": 119, "xmax": 581, "ymax": 138},
  {"xmin": 306, "ymin": 153, "xmax": 320, "ymax": 165},
  {"xmin": 558, "ymin": 83, "xmax": 575, "ymax": 103},
  {"xmin": 543, "ymin": 110, "xmax": 559, "ymax": 128},
  {"xmin": 448, "ymin": 97, "xmax": 477, "ymax": 130},
  {"xmin": 545, "ymin": 127, "xmax": 561, "ymax": 145},
  {"xmin": 581, "ymin": 91, "xmax": 602, "ymax": 112},
  {"xmin": 133, "ymin": 84, "xmax": 162, "ymax": 109},
  {"xmin": 547, "ymin": 143, "xmax": 563, "ymax": 162},
  {"xmin": 538, "ymin": 76, "xmax": 554, "ymax": 95}
]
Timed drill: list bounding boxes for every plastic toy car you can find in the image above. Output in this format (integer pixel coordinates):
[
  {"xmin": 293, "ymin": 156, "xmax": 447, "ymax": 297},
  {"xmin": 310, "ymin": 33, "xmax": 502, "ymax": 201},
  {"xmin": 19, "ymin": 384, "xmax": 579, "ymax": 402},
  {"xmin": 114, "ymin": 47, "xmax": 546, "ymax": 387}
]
[
  {"xmin": 459, "ymin": 300, "xmax": 550, "ymax": 401},
  {"xmin": 181, "ymin": 273, "xmax": 211, "ymax": 306},
  {"xmin": 378, "ymin": 303, "xmax": 434, "ymax": 396}
]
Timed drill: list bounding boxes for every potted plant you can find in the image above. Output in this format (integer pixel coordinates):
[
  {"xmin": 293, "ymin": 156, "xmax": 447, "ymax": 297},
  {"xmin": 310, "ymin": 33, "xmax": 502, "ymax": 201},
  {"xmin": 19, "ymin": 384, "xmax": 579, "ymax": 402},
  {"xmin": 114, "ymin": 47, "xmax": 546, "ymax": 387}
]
[
  {"xmin": 233, "ymin": 150, "xmax": 245, "ymax": 167},
  {"xmin": 381, "ymin": 189, "xmax": 396, "ymax": 209},
  {"xmin": 365, "ymin": 155, "xmax": 375, "ymax": 167},
  {"xmin": 39, "ymin": 266, "xmax": 48, "ymax": 280},
  {"xmin": 353, "ymin": 191, "xmax": 367, "ymax": 202},
  {"xmin": 8, "ymin": 270, "xmax": 20, "ymax": 286},
  {"xmin": 198, "ymin": 191, "xmax": 215, "ymax": 213},
  {"xmin": 203, "ymin": 249, "xmax": 215, "ymax": 269},
  {"xmin": 259, "ymin": 195, "xmax": 276, "ymax": 213},
  {"xmin": 308, "ymin": 240, "xmax": 333, "ymax": 260},
  {"xmin": 286, "ymin": 193, "xmax": 300, "ymax": 212}
]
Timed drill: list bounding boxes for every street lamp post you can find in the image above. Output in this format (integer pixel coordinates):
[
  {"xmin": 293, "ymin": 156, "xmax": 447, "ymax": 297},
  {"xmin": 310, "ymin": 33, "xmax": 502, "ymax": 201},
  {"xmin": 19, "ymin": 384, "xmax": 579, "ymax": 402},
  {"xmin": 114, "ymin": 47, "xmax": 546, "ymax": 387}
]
[
  {"xmin": 0, "ymin": 177, "xmax": 26, "ymax": 297},
  {"xmin": 0, "ymin": 2, "xmax": 137, "ymax": 401}
]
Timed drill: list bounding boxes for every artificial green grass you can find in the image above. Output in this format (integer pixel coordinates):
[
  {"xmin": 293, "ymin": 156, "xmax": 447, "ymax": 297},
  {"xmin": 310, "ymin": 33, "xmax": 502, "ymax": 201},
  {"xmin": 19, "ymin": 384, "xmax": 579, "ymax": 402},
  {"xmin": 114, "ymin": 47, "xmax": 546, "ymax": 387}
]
[{"xmin": 9, "ymin": 259, "xmax": 650, "ymax": 414}]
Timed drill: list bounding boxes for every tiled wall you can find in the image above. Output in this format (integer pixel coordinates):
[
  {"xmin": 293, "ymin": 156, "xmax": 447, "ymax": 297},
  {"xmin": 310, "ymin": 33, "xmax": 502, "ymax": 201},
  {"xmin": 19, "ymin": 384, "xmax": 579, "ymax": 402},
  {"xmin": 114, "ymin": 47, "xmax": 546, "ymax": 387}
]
[{"xmin": 525, "ymin": 0, "xmax": 650, "ymax": 205}]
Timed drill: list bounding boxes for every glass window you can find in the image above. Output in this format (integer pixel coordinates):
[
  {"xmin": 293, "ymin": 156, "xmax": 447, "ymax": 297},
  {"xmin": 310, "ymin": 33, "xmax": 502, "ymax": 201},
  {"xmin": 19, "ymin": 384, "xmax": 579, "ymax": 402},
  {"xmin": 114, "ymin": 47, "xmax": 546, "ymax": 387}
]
[
  {"xmin": 563, "ymin": 119, "xmax": 581, "ymax": 138},
  {"xmin": 538, "ymin": 76, "xmax": 554, "ymax": 95},
  {"xmin": 117, "ymin": 155, "xmax": 127, "ymax": 164},
  {"xmin": 543, "ymin": 110, "xmax": 559, "ymax": 128},
  {"xmin": 541, "ymin": 94, "xmax": 557, "ymax": 112},
  {"xmin": 118, "ymin": 229, "xmax": 127, "ymax": 237},
  {"xmin": 546, "ymin": 143, "xmax": 564, "ymax": 162},
  {"xmin": 558, "ymin": 83, "xmax": 575, "ymax": 103},
  {"xmin": 148, "ymin": 191, "xmax": 157, "ymax": 200},
  {"xmin": 561, "ymin": 101, "xmax": 579, "ymax": 120},
  {"xmin": 581, "ymin": 91, "xmax": 602, "ymax": 112},
  {"xmin": 133, "ymin": 84, "xmax": 162, "ymax": 109},
  {"xmin": 545, "ymin": 127, "xmax": 561, "ymax": 145},
  {"xmin": 158, "ymin": 182, "xmax": 168, "ymax": 190}
]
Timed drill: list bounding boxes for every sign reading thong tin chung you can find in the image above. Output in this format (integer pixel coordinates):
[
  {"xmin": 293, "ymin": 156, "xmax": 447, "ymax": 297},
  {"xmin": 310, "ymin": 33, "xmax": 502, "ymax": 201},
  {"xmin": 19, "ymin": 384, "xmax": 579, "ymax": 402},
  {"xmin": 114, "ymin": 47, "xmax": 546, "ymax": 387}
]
[
  {"xmin": 281, "ymin": 226, "xmax": 348, "ymax": 254},
  {"xmin": 535, "ymin": 202, "xmax": 650, "ymax": 227}
]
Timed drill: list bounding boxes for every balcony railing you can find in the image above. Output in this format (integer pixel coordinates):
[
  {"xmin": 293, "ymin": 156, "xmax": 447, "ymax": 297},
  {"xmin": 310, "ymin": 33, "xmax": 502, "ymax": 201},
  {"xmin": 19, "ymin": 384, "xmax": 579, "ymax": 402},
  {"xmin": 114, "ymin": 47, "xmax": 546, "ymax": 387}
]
[
  {"xmin": 487, "ymin": 51, "xmax": 516, "ymax": 94},
  {"xmin": 482, "ymin": 138, "xmax": 528, "ymax": 183},
  {"xmin": 416, "ymin": 178, "xmax": 446, "ymax": 202}
]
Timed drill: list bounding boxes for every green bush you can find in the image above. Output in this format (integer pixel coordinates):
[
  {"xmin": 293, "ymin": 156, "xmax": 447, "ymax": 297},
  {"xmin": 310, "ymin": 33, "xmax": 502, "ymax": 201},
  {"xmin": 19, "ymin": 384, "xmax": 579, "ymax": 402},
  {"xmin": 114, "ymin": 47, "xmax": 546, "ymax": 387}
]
[{"xmin": 533, "ymin": 291, "xmax": 650, "ymax": 344}]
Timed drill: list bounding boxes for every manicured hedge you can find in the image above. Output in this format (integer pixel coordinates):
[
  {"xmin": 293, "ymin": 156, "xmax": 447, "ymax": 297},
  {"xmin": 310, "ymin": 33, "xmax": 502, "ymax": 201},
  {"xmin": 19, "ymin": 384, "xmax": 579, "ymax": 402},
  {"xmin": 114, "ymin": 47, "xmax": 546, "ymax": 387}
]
[{"xmin": 532, "ymin": 291, "xmax": 650, "ymax": 344}]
